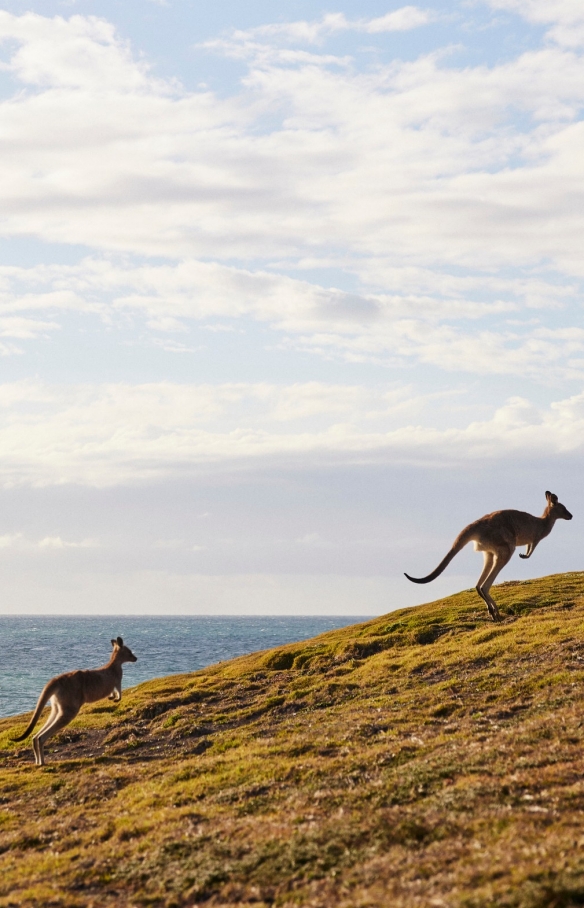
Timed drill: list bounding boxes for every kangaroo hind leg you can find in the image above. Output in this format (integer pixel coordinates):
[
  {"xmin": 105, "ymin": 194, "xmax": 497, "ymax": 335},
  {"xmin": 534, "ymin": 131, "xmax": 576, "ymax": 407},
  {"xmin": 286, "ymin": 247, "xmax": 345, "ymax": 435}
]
[
  {"xmin": 476, "ymin": 552, "xmax": 499, "ymax": 621},
  {"xmin": 34, "ymin": 701, "xmax": 79, "ymax": 767},
  {"xmin": 480, "ymin": 547, "xmax": 514, "ymax": 623},
  {"xmin": 32, "ymin": 699, "xmax": 58, "ymax": 766}
]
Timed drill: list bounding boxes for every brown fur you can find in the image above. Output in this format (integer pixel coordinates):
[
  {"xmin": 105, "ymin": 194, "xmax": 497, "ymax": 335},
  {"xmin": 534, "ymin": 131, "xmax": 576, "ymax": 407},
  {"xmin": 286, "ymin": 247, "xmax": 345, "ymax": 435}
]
[
  {"xmin": 405, "ymin": 491, "xmax": 572, "ymax": 621},
  {"xmin": 13, "ymin": 636, "xmax": 137, "ymax": 766}
]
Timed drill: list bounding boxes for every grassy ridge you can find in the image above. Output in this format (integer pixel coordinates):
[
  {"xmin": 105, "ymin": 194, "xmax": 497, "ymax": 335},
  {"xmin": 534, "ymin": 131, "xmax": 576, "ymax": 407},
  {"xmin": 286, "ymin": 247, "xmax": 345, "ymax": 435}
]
[{"xmin": 1, "ymin": 572, "xmax": 584, "ymax": 907}]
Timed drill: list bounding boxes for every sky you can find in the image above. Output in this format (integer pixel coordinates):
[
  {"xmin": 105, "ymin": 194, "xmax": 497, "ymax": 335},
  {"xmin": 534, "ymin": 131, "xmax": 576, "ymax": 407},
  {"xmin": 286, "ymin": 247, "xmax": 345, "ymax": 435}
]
[{"xmin": 0, "ymin": 0, "xmax": 582, "ymax": 615}]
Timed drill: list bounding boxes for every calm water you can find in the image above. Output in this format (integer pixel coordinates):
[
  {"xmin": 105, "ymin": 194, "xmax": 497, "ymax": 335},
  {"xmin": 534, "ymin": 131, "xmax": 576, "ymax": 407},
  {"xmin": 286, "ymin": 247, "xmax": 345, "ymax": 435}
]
[{"xmin": 0, "ymin": 616, "xmax": 362, "ymax": 719}]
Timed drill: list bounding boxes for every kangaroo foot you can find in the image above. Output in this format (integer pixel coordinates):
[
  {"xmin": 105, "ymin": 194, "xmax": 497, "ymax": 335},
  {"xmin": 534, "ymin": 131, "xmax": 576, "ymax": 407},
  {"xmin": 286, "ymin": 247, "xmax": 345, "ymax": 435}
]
[{"xmin": 487, "ymin": 601, "xmax": 502, "ymax": 622}]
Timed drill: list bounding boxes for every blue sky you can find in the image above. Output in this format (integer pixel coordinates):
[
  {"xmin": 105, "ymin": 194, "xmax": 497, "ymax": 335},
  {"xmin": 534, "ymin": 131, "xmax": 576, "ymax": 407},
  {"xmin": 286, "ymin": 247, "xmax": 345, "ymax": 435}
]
[{"xmin": 0, "ymin": 0, "xmax": 582, "ymax": 614}]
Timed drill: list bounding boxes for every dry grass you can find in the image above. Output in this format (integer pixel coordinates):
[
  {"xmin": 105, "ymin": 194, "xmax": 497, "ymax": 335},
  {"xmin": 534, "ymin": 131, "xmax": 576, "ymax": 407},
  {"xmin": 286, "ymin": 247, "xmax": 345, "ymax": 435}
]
[{"xmin": 2, "ymin": 572, "xmax": 584, "ymax": 907}]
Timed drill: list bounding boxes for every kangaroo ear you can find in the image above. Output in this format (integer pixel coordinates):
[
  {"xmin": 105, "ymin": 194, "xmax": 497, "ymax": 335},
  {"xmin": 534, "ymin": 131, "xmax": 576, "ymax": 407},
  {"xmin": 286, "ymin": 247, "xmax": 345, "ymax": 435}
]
[
  {"xmin": 116, "ymin": 636, "xmax": 124, "ymax": 646},
  {"xmin": 545, "ymin": 491, "xmax": 558, "ymax": 504},
  {"xmin": 111, "ymin": 639, "xmax": 116, "ymax": 647}
]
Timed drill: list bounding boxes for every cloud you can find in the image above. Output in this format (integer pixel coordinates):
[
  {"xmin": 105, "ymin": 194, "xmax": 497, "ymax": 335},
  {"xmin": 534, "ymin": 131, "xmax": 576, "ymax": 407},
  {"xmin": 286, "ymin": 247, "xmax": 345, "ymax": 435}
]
[
  {"xmin": 6, "ymin": 258, "xmax": 584, "ymax": 383},
  {"xmin": 0, "ymin": 532, "xmax": 24, "ymax": 548},
  {"xmin": 38, "ymin": 536, "xmax": 98, "ymax": 548},
  {"xmin": 0, "ymin": 341, "xmax": 24, "ymax": 357},
  {"xmin": 487, "ymin": 0, "xmax": 584, "ymax": 47},
  {"xmin": 0, "ymin": 13, "xmax": 581, "ymax": 427},
  {"xmin": 0, "ymin": 380, "xmax": 583, "ymax": 487},
  {"xmin": 0, "ymin": 11, "xmax": 151, "ymax": 89},
  {"xmin": 0, "ymin": 315, "xmax": 58, "ymax": 339},
  {"xmin": 364, "ymin": 8, "xmax": 432, "ymax": 33},
  {"xmin": 0, "ymin": 531, "xmax": 97, "ymax": 550},
  {"xmin": 1, "ymin": 9, "xmax": 584, "ymax": 276},
  {"xmin": 1, "ymin": 256, "xmax": 582, "ymax": 379},
  {"xmin": 207, "ymin": 7, "xmax": 432, "ymax": 52}
]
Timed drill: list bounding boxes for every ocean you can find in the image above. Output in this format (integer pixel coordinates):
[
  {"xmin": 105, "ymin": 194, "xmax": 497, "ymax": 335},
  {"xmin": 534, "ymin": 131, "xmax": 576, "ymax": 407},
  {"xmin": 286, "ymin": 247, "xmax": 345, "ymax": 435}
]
[{"xmin": 0, "ymin": 615, "xmax": 363, "ymax": 719}]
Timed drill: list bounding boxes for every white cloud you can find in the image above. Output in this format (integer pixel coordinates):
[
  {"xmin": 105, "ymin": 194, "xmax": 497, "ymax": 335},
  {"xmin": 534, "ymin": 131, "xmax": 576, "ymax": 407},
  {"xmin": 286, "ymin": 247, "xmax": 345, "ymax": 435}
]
[
  {"xmin": 364, "ymin": 8, "xmax": 431, "ymax": 33},
  {"xmin": 38, "ymin": 536, "xmax": 98, "ymax": 549},
  {"xmin": 1, "ymin": 257, "xmax": 582, "ymax": 378},
  {"xmin": 488, "ymin": 0, "xmax": 584, "ymax": 48},
  {"xmin": 0, "ymin": 341, "xmax": 24, "ymax": 357},
  {"xmin": 0, "ymin": 531, "xmax": 97, "ymax": 550},
  {"xmin": 0, "ymin": 315, "xmax": 58, "ymax": 339},
  {"xmin": 0, "ymin": 380, "xmax": 583, "ymax": 488},
  {"xmin": 209, "ymin": 7, "xmax": 432, "ymax": 51},
  {"xmin": 0, "ymin": 11, "xmax": 582, "ymax": 468},
  {"xmin": 0, "ymin": 9, "xmax": 584, "ymax": 276},
  {"xmin": 0, "ymin": 532, "xmax": 24, "ymax": 548},
  {"xmin": 0, "ymin": 11, "xmax": 151, "ymax": 89}
]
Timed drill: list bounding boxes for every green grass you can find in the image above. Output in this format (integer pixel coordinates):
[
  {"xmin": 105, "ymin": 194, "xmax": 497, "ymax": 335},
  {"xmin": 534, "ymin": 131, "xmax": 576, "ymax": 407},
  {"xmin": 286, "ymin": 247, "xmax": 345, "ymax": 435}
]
[{"xmin": 2, "ymin": 572, "xmax": 584, "ymax": 907}]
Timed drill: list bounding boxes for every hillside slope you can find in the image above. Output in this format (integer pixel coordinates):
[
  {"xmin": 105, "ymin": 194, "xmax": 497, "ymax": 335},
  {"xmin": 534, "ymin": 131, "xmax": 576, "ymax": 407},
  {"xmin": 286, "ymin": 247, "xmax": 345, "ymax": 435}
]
[{"xmin": 1, "ymin": 573, "xmax": 584, "ymax": 907}]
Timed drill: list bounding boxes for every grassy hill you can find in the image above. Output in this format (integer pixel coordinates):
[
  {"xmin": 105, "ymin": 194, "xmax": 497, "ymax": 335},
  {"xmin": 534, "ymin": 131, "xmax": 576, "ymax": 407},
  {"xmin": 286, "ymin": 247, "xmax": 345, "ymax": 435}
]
[{"xmin": 1, "ymin": 572, "xmax": 584, "ymax": 907}]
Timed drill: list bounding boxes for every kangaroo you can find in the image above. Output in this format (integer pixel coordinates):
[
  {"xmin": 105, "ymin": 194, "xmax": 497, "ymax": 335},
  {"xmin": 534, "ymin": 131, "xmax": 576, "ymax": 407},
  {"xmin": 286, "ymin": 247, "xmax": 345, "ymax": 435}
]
[
  {"xmin": 405, "ymin": 491, "xmax": 572, "ymax": 622},
  {"xmin": 13, "ymin": 636, "xmax": 137, "ymax": 766}
]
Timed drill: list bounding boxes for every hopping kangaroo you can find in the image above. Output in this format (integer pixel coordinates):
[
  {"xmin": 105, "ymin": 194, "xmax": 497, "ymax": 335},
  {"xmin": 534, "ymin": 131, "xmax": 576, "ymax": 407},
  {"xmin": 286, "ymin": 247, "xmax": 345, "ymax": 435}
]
[
  {"xmin": 405, "ymin": 491, "xmax": 572, "ymax": 622},
  {"xmin": 13, "ymin": 637, "xmax": 137, "ymax": 766}
]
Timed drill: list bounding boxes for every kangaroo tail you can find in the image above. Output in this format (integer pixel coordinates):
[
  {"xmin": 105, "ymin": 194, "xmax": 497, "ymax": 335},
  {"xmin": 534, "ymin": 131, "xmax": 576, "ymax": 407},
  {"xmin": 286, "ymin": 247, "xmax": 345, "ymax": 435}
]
[
  {"xmin": 404, "ymin": 526, "xmax": 474, "ymax": 584},
  {"xmin": 12, "ymin": 680, "xmax": 57, "ymax": 741}
]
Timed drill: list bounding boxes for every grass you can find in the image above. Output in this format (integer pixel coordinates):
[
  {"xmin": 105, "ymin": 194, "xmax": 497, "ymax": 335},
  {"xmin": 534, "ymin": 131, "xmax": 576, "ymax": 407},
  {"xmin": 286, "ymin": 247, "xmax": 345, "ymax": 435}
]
[{"xmin": 1, "ymin": 572, "xmax": 584, "ymax": 906}]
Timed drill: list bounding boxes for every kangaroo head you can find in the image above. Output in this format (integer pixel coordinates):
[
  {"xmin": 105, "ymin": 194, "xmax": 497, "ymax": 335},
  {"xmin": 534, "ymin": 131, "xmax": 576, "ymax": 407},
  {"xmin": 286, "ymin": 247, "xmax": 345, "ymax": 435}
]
[
  {"xmin": 545, "ymin": 491, "xmax": 572, "ymax": 521},
  {"xmin": 111, "ymin": 636, "xmax": 138, "ymax": 663}
]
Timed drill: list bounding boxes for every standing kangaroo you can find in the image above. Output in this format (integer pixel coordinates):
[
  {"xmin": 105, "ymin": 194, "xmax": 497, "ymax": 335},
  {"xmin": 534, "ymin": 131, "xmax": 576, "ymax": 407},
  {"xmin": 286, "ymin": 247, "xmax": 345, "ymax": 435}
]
[
  {"xmin": 13, "ymin": 637, "xmax": 137, "ymax": 766},
  {"xmin": 405, "ymin": 492, "xmax": 572, "ymax": 622}
]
